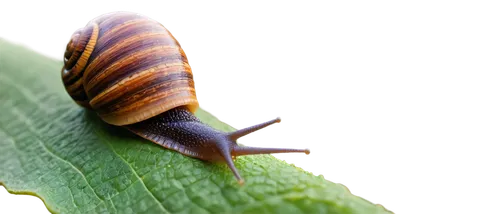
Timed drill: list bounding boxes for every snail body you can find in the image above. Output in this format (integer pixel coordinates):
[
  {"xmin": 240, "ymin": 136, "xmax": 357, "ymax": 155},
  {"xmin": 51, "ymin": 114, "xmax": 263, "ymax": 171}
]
[{"xmin": 61, "ymin": 12, "xmax": 309, "ymax": 184}]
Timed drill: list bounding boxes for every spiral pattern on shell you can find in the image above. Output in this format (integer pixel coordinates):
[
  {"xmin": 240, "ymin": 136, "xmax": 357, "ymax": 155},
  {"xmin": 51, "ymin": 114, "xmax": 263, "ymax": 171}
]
[{"xmin": 61, "ymin": 12, "xmax": 198, "ymax": 125}]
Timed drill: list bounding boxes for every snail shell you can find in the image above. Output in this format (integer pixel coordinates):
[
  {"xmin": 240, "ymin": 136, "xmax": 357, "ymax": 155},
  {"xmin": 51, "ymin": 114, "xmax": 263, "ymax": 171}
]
[{"xmin": 61, "ymin": 12, "xmax": 198, "ymax": 125}]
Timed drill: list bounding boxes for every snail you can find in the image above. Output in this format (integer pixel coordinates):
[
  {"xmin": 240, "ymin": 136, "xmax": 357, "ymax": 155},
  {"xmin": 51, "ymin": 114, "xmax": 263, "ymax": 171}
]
[{"xmin": 61, "ymin": 12, "xmax": 309, "ymax": 185}]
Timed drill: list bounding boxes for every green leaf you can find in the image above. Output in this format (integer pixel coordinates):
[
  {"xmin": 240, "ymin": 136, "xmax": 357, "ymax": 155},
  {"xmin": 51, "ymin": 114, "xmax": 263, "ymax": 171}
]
[{"xmin": 0, "ymin": 39, "xmax": 392, "ymax": 214}]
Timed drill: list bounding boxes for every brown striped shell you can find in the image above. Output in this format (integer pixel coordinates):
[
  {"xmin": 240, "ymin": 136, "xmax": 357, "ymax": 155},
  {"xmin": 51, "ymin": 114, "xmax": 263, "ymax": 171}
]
[{"xmin": 61, "ymin": 12, "xmax": 198, "ymax": 126}]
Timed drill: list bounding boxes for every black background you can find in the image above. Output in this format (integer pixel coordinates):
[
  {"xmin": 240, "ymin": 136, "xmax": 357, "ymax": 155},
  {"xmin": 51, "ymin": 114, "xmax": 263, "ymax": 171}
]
[{"xmin": 0, "ymin": 2, "xmax": 406, "ymax": 211}]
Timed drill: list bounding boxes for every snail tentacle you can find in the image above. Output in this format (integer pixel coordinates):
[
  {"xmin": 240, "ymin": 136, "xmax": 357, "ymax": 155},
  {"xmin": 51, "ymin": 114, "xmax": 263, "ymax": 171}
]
[
  {"xmin": 228, "ymin": 117, "xmax": 281, "ymax": 140},
  {"xmin": 228, "ymin": 117, "xmax": 310, "ymax": 155}
]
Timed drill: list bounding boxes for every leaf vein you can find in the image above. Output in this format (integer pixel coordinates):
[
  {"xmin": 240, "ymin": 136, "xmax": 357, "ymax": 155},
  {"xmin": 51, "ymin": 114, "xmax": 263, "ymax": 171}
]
[
  {"xmin": 3, "ymin": 106, "xmax": 105, "ymax": 204},
  {"xmin": 98, "ymin": 133, "xmax": 171, "ymax": 214},
  {"xmin": 109, "ymin": 197, "xmax": 118, "ymax": 214},
  {"xmin": 34, "ymin": 138, "xmax": 105, "ymax": 202}
]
